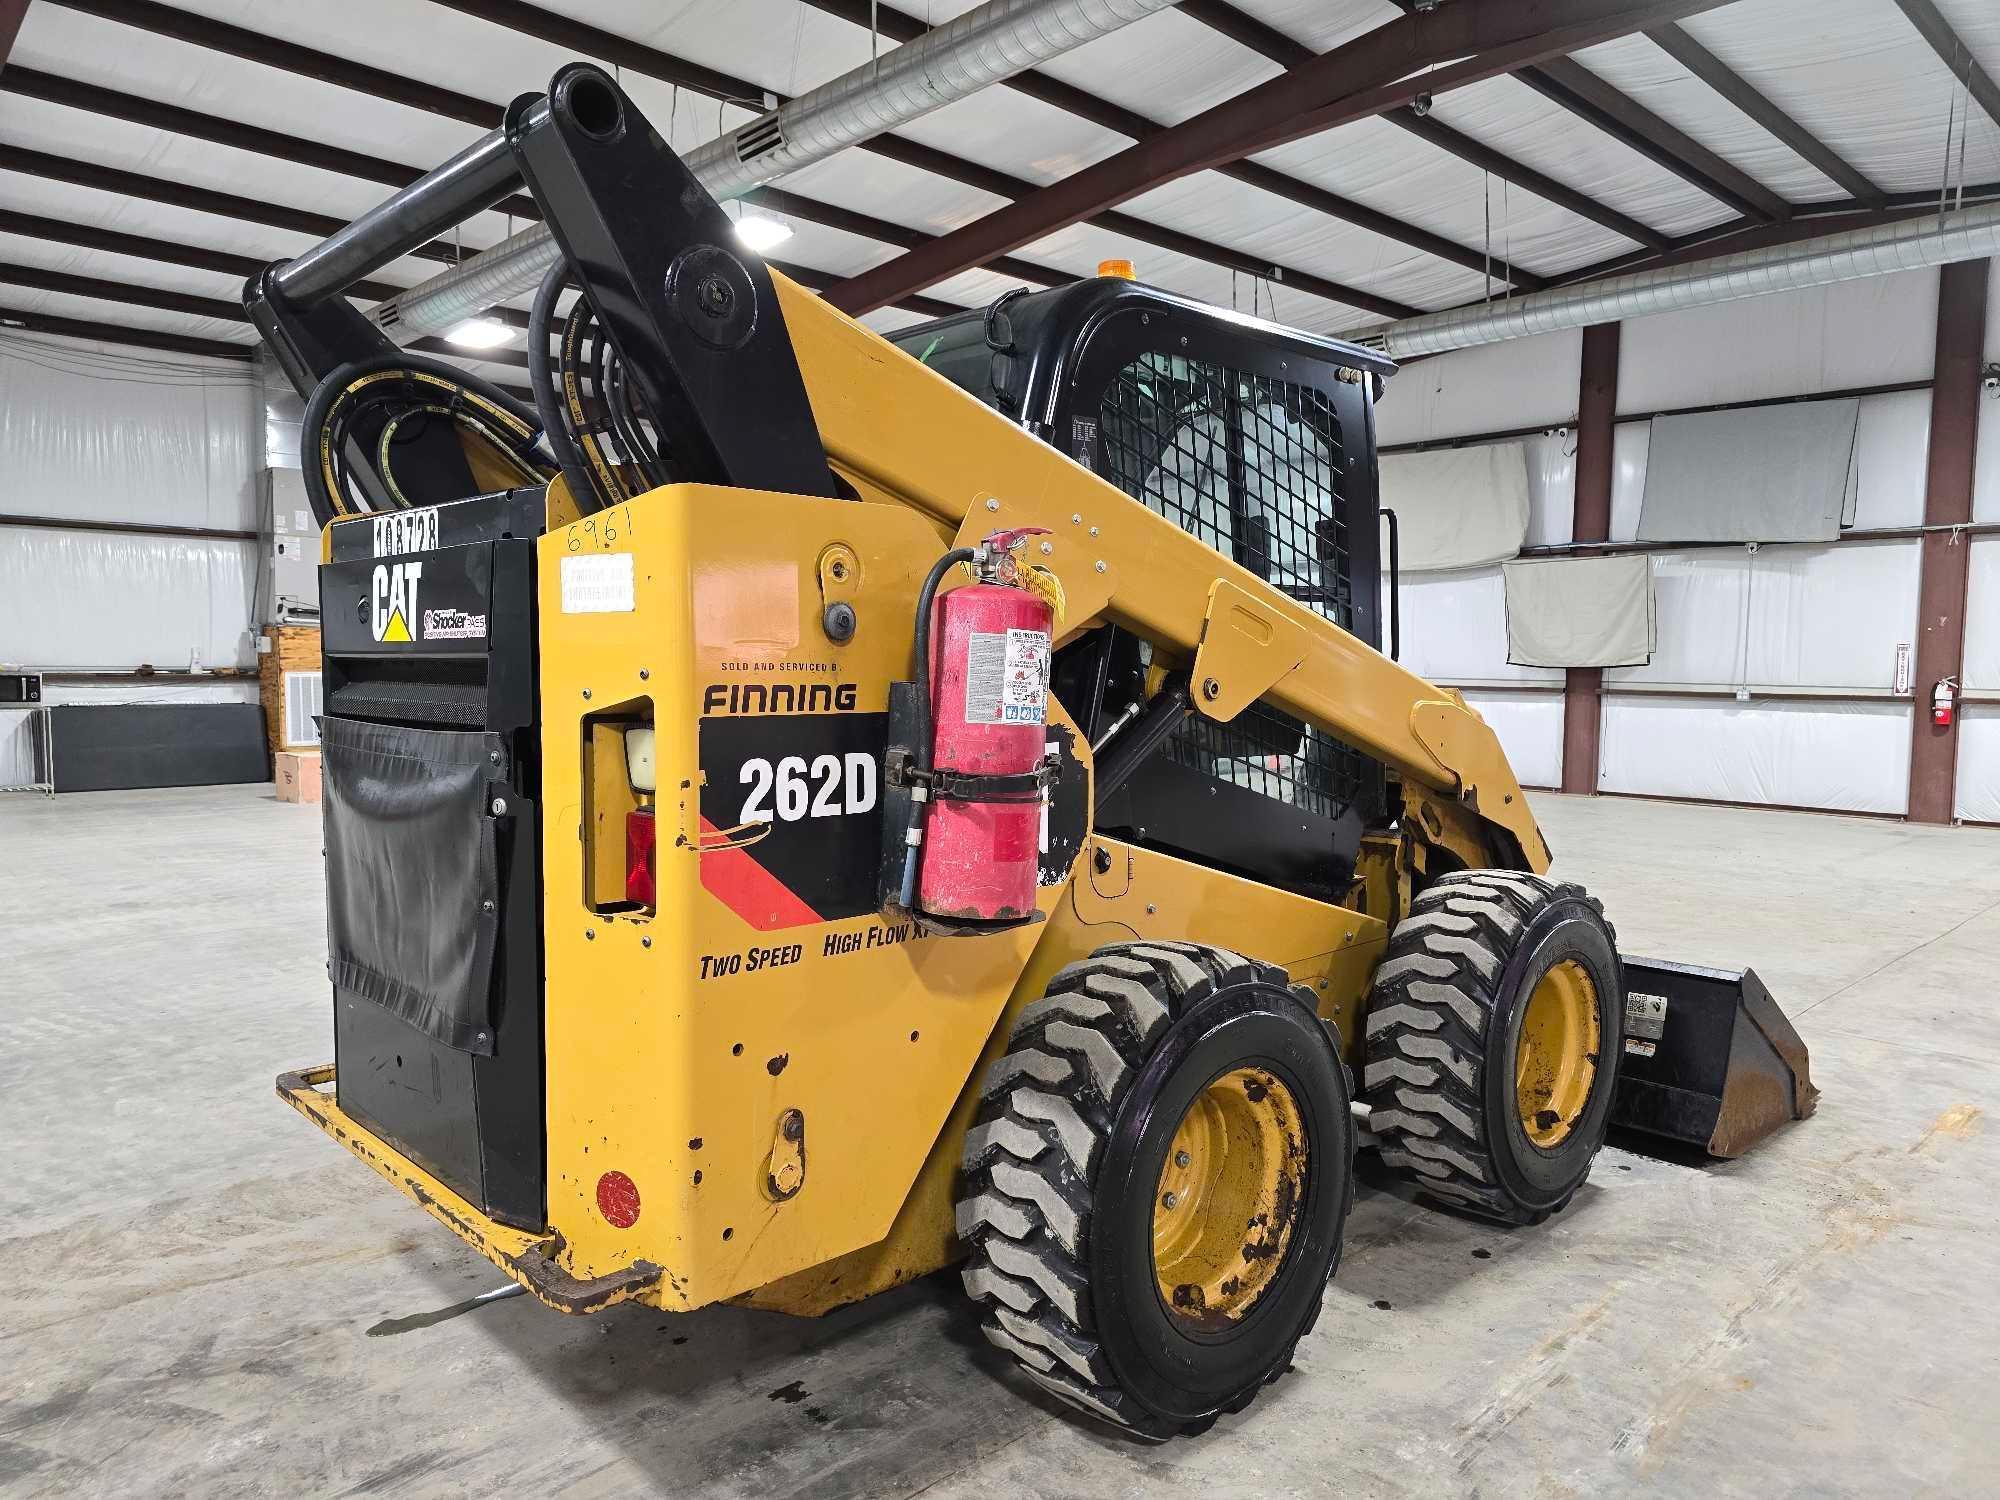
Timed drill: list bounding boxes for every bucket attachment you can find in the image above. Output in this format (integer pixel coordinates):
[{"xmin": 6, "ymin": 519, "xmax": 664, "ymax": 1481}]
[{"xmin": 1610, "ymin": 957, "xmax": 1818, "ymax": 1158}]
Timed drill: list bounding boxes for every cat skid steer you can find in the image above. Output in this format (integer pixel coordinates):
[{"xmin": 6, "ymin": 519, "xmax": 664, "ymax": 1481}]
[{"xmin": 255, "ymin": 64, "xmax": 1814, "ymax": 1439}]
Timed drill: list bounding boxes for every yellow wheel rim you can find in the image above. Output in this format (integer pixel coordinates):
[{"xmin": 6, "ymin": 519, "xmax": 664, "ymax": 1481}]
[
  {"xmin": 1152, "ymin": 1067, "xmax": 1308, "ymax": 1332},
  {"xmin": 1515, "ymin": 959, "xmax": 1601, "ymax": 1148}
]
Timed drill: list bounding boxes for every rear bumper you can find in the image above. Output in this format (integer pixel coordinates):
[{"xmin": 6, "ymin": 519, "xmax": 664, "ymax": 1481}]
[{"xmin": 276, "ymin": 1064, "xmax": 662, "ymax": 1314}]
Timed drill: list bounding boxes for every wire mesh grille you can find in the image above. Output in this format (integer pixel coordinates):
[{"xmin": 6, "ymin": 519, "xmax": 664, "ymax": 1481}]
[
  {"xmin": 1097, "ymin": 352, "xmax": 1371, "ymax": 826},
  {"xmin": 1162, "ymin": 701, "xmax": 1365, "ymax": 822},
  {"xmin": 1097, "ymin": 352, "xmax": 1353, "ymax": 628}
]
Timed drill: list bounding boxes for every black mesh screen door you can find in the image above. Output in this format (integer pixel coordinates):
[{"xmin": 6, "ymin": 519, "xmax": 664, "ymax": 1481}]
[
  {"xmin": 1063, "ymin": 307, "xmax": 1385, "ymax": 895},
  {"xmin": 1098, "ymin": 351, "xmax": 1358, "ymax": 634}
]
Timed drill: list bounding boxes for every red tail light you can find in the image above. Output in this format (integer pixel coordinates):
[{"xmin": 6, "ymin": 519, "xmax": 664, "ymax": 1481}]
[{"xmin": 626, "ymin": 808, "xmax": 657, "ymax": 907}]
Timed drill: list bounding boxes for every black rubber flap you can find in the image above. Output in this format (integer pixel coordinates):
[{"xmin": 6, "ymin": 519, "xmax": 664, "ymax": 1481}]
[{"xmin": 321, "ymin": 714, "xmax": 504, "ymax": 1055}]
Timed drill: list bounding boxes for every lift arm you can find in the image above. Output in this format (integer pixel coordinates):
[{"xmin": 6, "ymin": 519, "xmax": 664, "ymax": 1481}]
[{"xmin": 772, "ymin": 278, "xmax": 1550, "ymax": 872}]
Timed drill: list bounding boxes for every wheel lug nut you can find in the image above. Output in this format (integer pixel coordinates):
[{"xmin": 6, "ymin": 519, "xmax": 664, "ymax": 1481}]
[
  {"xmin": 1174, "ymin": 1151, "xmax": 1191, "ymax": 1168},
  {"xmin": 1162, "ymin": 1191, "xmax": 1180, "ymax": 1210}
]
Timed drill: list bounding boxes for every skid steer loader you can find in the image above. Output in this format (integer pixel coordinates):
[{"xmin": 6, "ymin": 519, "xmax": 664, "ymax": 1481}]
[{"xmin": 256, "ymin": 64, "xmax": 1816, "ymax": 1439}]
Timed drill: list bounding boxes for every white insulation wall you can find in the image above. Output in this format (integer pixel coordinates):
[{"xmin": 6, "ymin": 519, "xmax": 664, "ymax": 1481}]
[
  {"xmin": 0, "ymin": 334, "xmax": 262, "ymax": 668},
  {"xmin": 1376, "ymin": 268, "xmax": 1956, "ymax": 816},
  {"xmin": 0, "ymin": 333, "xmax": 263, "ymax": 787}
]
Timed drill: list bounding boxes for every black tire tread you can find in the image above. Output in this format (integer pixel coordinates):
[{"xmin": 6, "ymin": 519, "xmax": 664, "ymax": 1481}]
[
  {"xmin": 1361, "ymin": 870, "xmax": 1617, "ymax": 1225},
  {"xmin": 955, "ymin": 940, "xmax": 1326, "ymax": 1439}
]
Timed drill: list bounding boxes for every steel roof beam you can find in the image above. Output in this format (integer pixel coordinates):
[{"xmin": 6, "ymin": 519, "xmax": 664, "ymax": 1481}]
[
  {"xmin": 428, "ymin": 0, "xmax": 1416, "ymax": 318},
  {"xmin": 1891, "ymin": 0, "xmax": 2000, "ymax": 134},
  {"xmin": 827, "ymin": 0, "xmax": 1740, "ymax": 316},
  {"xmin": 0, "ymin": 258, "xmax": 539, "ymax": 374},
  {"xmin": 0, "ymin": 142, "xmax": 476, "ymax": 268},
  {"xmin": 1195, "ymin": 0, "xmax": 1667, "ymax": 252},
  {"xmin": 34, "ymin": 0, "xmax": 1420, "ymax": 318},
  {"xmin": 802, "ymin": 0, "xmax": 1543, "ymax": 290},
  {"xmin": 0, "ymin": 303, "xmax": 248, "ymax": 360},
  {"xmin": 1384, "ymin": 109, "xmax": 1672, "ymax": 252},
  {"xmin": 26, "ymin": 1, "xmax": 1064, "ymax": 293},
  {"xmin": 0, "ymin": 141, "xmax": 965, "ymax": 325},
  {"xmin": 1518, "ymin": 58, "xmax": 1792, "ymax": 223},
  {"xmin": 1466, "ymin": 179, "xmax": 2000, "ymax": 299},
  {"xmin": 0, "ymin": 206, "xmax": 407, "ymax": 302},
  {"xmin": 0, "ymin": 64, "xmax": 540, "ymax": 221},
  {"xmin": 1647, "ymin": 22, "xmax": 1885, "ymax": 207},
  {"xmin": 0, "ymin": 0, "xmax": 30, "ymax": 68}
]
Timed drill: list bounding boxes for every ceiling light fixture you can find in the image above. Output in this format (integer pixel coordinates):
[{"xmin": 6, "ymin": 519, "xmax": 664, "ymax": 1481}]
[
  {"xmin": 444, "ymin": 316, "xmax": 515, "ymax": 350},
  {"xmin": 733, "ymin": 215, "xmax": 794, "ymax": 253}
]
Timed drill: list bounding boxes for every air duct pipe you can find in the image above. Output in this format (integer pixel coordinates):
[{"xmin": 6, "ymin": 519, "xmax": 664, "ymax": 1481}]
[
  {"xmin": 372, "ymin": 0, "xmax": 1178, "ymax": 341},
  {"xmin": 1352, "ymin": 201, "xmax": 2000, "ymax": 359}
]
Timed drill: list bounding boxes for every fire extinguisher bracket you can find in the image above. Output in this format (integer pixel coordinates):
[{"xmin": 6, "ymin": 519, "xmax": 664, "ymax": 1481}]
[{"xmin": 921, "ymin": 757, "xmax": 1060, "ymax": 805}]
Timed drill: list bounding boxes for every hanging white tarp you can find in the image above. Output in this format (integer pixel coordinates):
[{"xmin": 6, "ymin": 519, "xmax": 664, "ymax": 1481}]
[
  {"xmin": 1388, "ymin": 566, "xmax": 1563, "ymax": 685},
  {"xmin": 1503, "ymin": 554, "xmax": 1655, "ymax": 668},
  {"xmin": 1378, "ymin": 442, "xmax": 1532, "ymax": 572},
  {"xmin": 1637, "ymin": 399, "xmax": 1860, "ymax": 543}
]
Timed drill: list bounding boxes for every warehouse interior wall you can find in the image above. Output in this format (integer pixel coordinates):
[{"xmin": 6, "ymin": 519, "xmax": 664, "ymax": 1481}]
[
  {"xmin": 1375, "ymin": 267, "xmax": 1970, "ymax": 818},
  {"xmin": 0, "ymin": 333, "xmax": 265, "ymax": 786},
  {"xmin": 3, "ymin": 267, "xmax": 1994, "ymax": 816}
]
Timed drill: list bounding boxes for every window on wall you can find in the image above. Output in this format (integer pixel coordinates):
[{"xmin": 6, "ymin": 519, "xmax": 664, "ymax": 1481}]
[{"xmin": 1096, "ymin": 353, "xmax": 1355, "ymax": 631}]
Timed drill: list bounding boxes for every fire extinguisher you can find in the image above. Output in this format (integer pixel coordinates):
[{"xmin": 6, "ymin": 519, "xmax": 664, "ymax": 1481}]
[
  {"xmin": 897, "ymin": 529, "xmax": 1064, "ymax": 927},
  {"xmin": 1933, "ymin": 674, "xmax": 1959, "ymax": 729}
]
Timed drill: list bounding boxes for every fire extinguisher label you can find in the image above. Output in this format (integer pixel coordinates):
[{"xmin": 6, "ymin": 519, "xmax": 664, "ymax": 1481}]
[{"xmin": 965, "ymin": 629, "xmax": 1052, "ymax": 726}]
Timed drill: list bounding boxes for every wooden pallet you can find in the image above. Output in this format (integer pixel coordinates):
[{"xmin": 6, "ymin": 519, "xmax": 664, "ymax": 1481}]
[{"xmin": 258, "ymin": 625, "xmax": 322, "ymax": 757}]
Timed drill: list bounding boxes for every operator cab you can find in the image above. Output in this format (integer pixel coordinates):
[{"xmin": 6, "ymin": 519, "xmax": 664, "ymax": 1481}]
[{"xmin": 890, "ymin": 280, "xmax": 1397, "ymax": 903}]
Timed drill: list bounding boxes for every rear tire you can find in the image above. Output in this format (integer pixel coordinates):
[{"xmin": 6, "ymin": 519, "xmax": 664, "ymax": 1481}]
[
  {"xmin": 1362, "ymin": 870, "xmax": 1621, "ymax": 1225},
  {"xmin": 957, "ymin": 942, "xmax": 1354, "ymax": 1439}
]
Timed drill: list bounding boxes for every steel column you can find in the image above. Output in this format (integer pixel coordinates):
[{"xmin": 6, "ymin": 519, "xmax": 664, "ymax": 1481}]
[
  {"xmin": 1908, "ymin": 259, "xmax": 1989, "ymax": 823},
  {"xmin": 827, "ymin": 0, "xmax": 1735, "ymax": 316},
  {"xmin": 1562, "ymin": 322, "xmax": 1620, "ymax": 796},
  {"xmin": 0, "ymin": 0, "xmax": 29, "ymax": 67}
]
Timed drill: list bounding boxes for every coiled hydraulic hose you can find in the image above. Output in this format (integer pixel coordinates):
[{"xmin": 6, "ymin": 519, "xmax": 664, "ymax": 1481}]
[
  {"xmin": 299, "ymin": 351, "xmax": 552, "ymax": 527},
  {"xmin": 528, "ymin": 261, "xmax": 600, "ymax": 513}
]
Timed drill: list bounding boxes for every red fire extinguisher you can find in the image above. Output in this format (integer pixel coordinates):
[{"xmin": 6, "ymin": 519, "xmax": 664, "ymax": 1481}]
[
  {"xmin": 899, "ymin": 529, "xmax": 1062, "ymax": 926},
  {"xmin": 1933, "ymin": 674, "xmax": 1959, "ymax": 729}
]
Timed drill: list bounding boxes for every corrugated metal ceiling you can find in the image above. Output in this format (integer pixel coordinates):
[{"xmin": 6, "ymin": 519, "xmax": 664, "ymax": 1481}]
[{"xmin": 1, "ymin": 0, "xmax": 1996, "ymax": 368}]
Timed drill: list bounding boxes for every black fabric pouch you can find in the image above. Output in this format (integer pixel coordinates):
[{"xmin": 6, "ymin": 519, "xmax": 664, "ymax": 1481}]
[{"xmin": 320, "ymin": 714, "xmax": 505, "ymax": 1055}]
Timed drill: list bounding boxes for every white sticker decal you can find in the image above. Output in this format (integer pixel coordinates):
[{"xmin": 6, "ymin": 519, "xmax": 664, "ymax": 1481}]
[
  {"xmin": 422, "ymin": 607, "xmax": 487, "ymax": 641},
  {"xmin": 561, "ymin": 552, "xmax": 636, "ymax": 614},
  {"xmin": 965, "ymin": 628, "xmax": 1050, "ymax": 725},
  {"xmin": 1002, "ymin": 628, "xmax": 1051, "ymax": 723},
  {"xmin": 1616, "ymin": 992, "xmax": 1664, "ymax": 1048},
  {"xmin": 372, "ymin": 506, "xmax": 440, "ymax": 557}
]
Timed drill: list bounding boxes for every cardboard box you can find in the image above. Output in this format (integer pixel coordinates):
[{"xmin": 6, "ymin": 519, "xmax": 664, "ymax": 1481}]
[{"xmin": 275, "ymin": 750, "xmax": 322, "ymax": 804}]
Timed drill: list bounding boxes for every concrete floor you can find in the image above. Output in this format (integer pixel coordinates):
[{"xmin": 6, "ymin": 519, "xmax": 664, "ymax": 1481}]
[{"xmin": 4, "ymin": 785, "xmax": 1999, "ymax": 1497}]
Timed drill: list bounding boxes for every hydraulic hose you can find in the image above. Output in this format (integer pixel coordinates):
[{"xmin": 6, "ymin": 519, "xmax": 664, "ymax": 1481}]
[
  {"xmin": 899, "ymin": 546, "xmax": 980, "ymax": 909},
  {"xmin": 300, "ymin": 351, "xmax": 549, "ymax": 527},
  {"xmin": 528, "ymin": 261, "xmax": 601, "ymax": 513}
]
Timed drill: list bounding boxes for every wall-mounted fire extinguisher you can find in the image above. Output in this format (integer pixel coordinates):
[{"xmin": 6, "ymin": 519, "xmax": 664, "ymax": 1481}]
[
  {"xmin": 1933, "ymin": 674, "xmax": 1959, "ymax": 729},
  {"xmin": 893, "ymin": 529, "xmax": 1065, "ymax": 931}
]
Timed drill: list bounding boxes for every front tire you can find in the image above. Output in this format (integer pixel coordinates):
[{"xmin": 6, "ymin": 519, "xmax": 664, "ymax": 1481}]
[
  {"xmin": 1362, "ymin": 870, "xmax": 1622, "ymax": 1225},
  {"xmin": 957, "ymin": 942, "xmax": 1354, "ymax": 1439}
]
